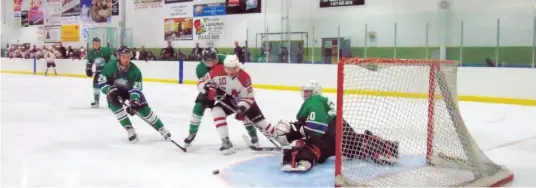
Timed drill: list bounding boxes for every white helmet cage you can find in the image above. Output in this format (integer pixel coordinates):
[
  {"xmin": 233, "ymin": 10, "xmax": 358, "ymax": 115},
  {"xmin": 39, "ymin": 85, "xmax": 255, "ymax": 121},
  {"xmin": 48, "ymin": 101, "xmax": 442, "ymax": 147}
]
[{"xmin": 301, "ymin": 80, "xmax": 322, "ymax": 100}]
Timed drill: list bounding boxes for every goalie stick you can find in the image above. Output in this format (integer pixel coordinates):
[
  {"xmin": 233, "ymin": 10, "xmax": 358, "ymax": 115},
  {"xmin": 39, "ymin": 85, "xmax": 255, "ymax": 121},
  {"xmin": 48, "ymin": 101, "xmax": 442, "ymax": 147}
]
[
  {"xmin": 213, "ymin": 95, "xmax": 282, "ymax": 151},
  {"xmin": 241, "ymin": 134, "xmax": 281, "ymax": 151},
  {"xmin": 120, "ymin": 98, "xmax": 187, "ymax": 152}
]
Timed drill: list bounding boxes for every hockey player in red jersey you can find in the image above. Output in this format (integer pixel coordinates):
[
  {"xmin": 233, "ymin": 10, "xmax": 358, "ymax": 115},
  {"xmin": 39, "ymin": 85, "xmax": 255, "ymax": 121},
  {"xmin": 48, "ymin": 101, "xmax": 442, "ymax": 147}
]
[{"xmin": 197, "ymin": 55, "xmax": 276, "ymax": 155}]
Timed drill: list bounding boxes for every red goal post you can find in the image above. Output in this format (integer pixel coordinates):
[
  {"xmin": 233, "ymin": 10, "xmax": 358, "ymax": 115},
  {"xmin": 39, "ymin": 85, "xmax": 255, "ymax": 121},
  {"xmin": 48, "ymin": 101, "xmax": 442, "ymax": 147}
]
[{"xmin": 335, "ymin": 58, "xmax": 514, "ymax": 187}]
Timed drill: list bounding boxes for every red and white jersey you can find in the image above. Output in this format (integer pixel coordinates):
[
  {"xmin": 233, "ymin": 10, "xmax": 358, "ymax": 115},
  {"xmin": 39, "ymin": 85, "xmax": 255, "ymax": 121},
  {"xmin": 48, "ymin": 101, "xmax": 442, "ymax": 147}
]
[
  {"xmin": 197, "ymin": 64, "xmax": 255, "ymax": 109},
  {"xmin": 44, "ymin": 50, "xmax": 56, "ymax": 63}
]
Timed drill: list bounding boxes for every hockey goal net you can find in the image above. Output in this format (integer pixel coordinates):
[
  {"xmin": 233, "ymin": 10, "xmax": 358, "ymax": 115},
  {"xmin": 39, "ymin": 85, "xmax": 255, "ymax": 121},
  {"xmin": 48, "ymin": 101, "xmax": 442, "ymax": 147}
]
[{"xmin": 335, "ymin": 58, "xmax": 514, "ymax": 187}]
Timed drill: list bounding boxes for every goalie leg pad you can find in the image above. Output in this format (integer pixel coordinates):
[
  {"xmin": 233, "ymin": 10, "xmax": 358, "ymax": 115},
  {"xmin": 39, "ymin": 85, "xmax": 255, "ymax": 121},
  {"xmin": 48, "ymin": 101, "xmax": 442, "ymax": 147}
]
[
  {"xmin": 356, "ymin": 131, "xmax": 399, "ymax": 165},
  {"xmin": 281, "ymin": 144, "xmax": 321, "ymax": 172}
]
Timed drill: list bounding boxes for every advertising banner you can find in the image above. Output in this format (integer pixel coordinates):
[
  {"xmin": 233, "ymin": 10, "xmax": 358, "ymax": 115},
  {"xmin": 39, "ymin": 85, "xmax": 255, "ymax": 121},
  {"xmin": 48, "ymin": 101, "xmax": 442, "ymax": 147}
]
[
  {"xmin": 61, "ymin": 24, "xmax": 80, "ymax": 42},
  {"xmin": 165, "ymin": 0, "xmax": 192, "ymax": 3},
  {"xmin": 28, "ymin": 0, "xmax": 45, "ymax": 25},
  {"xmin": 61, "ymin": 0, "xmax": 81, "ymax": 24},
  {"xmin": 80, "ymin": 0, "xmax": 112, "ymax": 23},
  {"xmin": 164, "ymin": 17, "xmax": 194, "ymax": 41},
  {"xmin": 134, "ymin": 0, "xmax": 162, "ymax": 9},
  {"xmin": 194, "ymin": 17, "xmax": 224, "ymax": 47},
  {"xmin": 225, "ymin": 0, "xmax": 260, "ymax": 15},
  {"xmin": 44, "ymin": 0, "xmax": 62, "ymax": 26},
  {"xmin": 169, "ymin": 2, "xmax": 193, "ymax": 17},
  {"xmin": 319, "ymin": 0, "xmax": 365, "ymax": 8},
  {"xmin": 193, "ymin": 3, "xmax": 225, "ymax": 17},
  {"xmin": 44, "ymin": 25, "xmax": 61, "ymax": 43}
]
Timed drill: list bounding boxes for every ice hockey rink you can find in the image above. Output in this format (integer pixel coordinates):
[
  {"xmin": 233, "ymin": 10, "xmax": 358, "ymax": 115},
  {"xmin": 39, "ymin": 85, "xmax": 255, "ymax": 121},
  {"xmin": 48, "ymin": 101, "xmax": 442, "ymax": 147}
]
[{"xmin": 1, "ymin": 73, "xmax": 535, "ymax": 187}]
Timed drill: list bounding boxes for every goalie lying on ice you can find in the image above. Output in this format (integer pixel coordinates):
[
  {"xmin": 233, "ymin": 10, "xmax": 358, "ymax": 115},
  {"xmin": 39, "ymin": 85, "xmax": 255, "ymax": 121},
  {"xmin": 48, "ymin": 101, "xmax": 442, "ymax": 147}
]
[{"xmin": 274, "ymin": 80, "xmax": 400, "ymax": 172}]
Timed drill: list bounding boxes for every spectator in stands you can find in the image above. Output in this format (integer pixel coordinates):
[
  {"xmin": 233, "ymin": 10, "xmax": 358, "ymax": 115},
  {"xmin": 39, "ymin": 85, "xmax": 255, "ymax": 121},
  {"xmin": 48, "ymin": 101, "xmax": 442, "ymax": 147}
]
[
  {"xmin": 131, "ymin": 47, "xmax": 138, "ymax": 60},
  {"xmin": 177, "ymin": 49, "xmax": 186, "ymax": 60},
  {"xmin": 67, "ymin": 46, "xmax": 75, "ymax": 58},
  {"xmin": 162, "ymin": 41, "xmax": 175, "ymax": 60},
  {"xmin": 139, "ymin": 46, "xmax": 148, "ymax": 61},
  {"xmin": 242, "ymin": 46, "xmax": 250, "ymax": 62},
  {"xmin": 279, "ymin": 46, "xmax": 289, "ymax": 63},
  {"xmin": 80, "ymin": 46, "xmax": 87, "ymax": 59},
  {"xmin": 190, "ymin": 42, "xmax": 203, "ymax": 61},
  {"xmin": 297, "ymin": 45, "xmax": 304, "ymax": 63},
  {"xmin": 31, "ymin": 45, "xmax": 38, "ymax": 53},
  {"xmin": 57, "ymin": 42, "xmax": 67, "ymax": 58},
  {"xmin": 147, "ymin": 51, "xmax": 156, "ymax": 60},
  {"xmin": 234, "ymin": 41, "xmax": 244, "ymax": 63}
]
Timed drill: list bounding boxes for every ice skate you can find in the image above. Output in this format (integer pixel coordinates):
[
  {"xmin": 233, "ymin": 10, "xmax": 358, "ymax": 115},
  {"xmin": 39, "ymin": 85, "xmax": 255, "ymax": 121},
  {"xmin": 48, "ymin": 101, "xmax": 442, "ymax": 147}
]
[
  {"xmin": 126, "ymin": 126, "xmax": 138, "ymax": 143},
  {"xmin": 220, "ymin": 137, "xmax": 235, "ymax": 155},
  {"xmin": 158, "ymin": 127, "xmax": 171, "ymax": 141},
  {"xmin": 250, "ymin": 135, "xmax": 260, "ymax": 147},
  {"xmin": 183, "ymin": 133, "xmax": 197, "ymax": 147},
  {"xmin": 90, "ymin": 101, "xmax": 99, "ymax": 108}
]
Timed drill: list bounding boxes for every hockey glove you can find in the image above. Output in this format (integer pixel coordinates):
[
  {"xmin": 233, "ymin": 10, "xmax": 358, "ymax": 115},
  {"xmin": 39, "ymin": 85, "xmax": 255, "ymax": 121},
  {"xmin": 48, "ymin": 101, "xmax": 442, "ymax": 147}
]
[
  {"xmin": 85, "ymin": 67, "xmax": 93, "ymax": 77},
  {"xmin": 204, "ymin": 83, "xmax": 226, "ymax": 101},
  {"xmin": 106, "ymin": 86, "xmax": 122, "ymax": 106},
  {"xmin": 204, "ymin": 83, "xmax": 218, "ymax": 101},
  {"xmin": 126, "ymin": 100, "xmax": 145, "ymax": 115},
  {"xmin": 235, "ymin": 105, "xmax": 247, "ymax": 121}
]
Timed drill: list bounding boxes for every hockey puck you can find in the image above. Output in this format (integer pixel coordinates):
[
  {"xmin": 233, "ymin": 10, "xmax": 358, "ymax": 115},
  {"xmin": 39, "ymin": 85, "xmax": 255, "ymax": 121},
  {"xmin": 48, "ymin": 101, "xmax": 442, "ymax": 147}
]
[{"xmin": 212, "ymin": 169, "xmax": 220, "ymax": 175}]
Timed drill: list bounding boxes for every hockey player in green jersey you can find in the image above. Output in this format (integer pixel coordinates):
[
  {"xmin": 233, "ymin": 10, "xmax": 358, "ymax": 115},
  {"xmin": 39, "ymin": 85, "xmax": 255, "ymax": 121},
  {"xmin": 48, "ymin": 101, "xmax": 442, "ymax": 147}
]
[
  {"xmin": 98, "ymin": 47, "xmax": 172, "ymax": 143},
  {"xmin": 273, "ymin": 81, "xmax": 400, "ymax": 172},
  {"xmin": 86, "ymin": 37, "xmax": 113, "ymax": 108},
  {"xmin": 183, "ymin": 50, "xmax": 259, "ymax": 148}
]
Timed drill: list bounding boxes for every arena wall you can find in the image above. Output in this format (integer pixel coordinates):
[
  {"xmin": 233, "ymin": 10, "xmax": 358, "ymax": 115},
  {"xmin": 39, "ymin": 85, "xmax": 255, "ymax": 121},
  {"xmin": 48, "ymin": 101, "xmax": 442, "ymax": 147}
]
[{"xmin": 1, "ymin": 58, "xmax": 534, "ymax": 106}]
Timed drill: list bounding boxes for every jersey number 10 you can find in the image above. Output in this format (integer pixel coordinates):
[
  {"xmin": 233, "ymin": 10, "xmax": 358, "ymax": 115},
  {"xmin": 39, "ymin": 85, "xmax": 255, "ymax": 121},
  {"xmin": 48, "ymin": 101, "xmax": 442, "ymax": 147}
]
[{"xmin": 219, "ymin": 77, "xmax": 227, "ymax": 85}]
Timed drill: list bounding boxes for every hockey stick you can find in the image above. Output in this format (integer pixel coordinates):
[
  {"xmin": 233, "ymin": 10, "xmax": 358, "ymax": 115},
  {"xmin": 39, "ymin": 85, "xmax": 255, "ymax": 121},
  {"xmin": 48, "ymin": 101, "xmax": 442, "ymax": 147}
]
[
  {"xmin": 241, "ymin": 134, "xmax": 281, "ymax": 151},
  {"xmin": 120, "ymin": 98, "xmax": 187, "ymax": 152},
  {"xmin": 214, "ymin": 96, "xmax": 282, "ymax": 151}
]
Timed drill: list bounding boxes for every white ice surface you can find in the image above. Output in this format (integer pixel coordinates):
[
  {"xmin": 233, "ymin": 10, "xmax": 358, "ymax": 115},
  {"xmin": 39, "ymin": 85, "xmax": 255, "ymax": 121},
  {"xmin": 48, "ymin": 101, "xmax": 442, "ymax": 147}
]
[{"xmin": 1, "ymin": 74, "xmax": 535, "ymax": 187}]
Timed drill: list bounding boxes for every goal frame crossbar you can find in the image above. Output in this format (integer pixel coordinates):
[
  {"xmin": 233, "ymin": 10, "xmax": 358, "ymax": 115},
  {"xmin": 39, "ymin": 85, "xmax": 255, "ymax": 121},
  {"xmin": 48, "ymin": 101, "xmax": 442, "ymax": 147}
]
[{"xmin": 335, "ymin": 58, "xmax": 514, "ymax": 187}]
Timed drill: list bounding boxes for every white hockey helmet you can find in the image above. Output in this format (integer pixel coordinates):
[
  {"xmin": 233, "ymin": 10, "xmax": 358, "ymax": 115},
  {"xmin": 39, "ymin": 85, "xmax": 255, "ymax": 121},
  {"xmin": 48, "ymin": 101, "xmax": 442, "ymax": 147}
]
[
  {"xmin": 223, "ymin": 54, "xmax": 241, "ymax": 76},
  {"xmin": 301, "ymin": 80, "xmax": 322, "ymax": 100}
]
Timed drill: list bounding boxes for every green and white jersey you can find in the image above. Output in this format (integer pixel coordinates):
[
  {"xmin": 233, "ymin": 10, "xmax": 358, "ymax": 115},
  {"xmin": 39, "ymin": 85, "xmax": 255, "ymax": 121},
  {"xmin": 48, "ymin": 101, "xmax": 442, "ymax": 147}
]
[
  {"xmin": 97, "ymin": 59, "xmax": 143, "ymax": 100},
  {"xmin": 86, "ymin": 46, "xmax": 113, "ymax": 70},
  {"xmin": 296, "ymin": 94, "xmax": 336, "ymax": 135}
]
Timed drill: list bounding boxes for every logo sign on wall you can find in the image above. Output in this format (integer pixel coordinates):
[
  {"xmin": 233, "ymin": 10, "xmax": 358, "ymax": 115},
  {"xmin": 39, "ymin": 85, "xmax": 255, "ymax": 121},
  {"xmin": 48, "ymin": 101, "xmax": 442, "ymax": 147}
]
[
  {"xmin": 225, "ymin": 0, "xmax": 260, "ymax": 15},
  {"xmin": 164, "ymin": 17, "xmax": 194, "ymax": 41},
  {"xmin": 21, "ymin": 10, "xmax": 29, "ymax": 27},
  {"xmin": 194, "ymin": 17, "xmax": 224, "ymax": 40},
  {"xmin": 80, "ymin": 0, "xmax": 112, "ymax": 23},
  {"xmin": 193, "ymin": 3, "xmax": 225, "ymax": 17},
  {"xmin": 134, "ymin": 0, "xmax": 163, "ymax": 9},
  {"xmin": 44, "ymin": 1, "xmax": 62, "ymax": 26},
  {"xmin": 14, "ymin": 0, "xmax": 23, "ymax": 11},
  {"xmin": 60, "ymin": 24, "xmax": 81, "ymax": 42},
  {"xmin": 319, "ymin": 0, "xmax": 365, "ymax": 8},
  {"xmin": 61, "ymin": 0, "xmax": 81, "ymax": 24},
  {"xmin": 28, "ymin": 0, "xmax": 45, "ymax": 25},
  {"xmin": 112, "ymin": 0, "xmax": 120, "ymax": 15},
  {"xmin": 169, "ymin": 3, "xmax": 193, "ymax": 17},
  {"xmin": 44, "ymin": 25, "xmax": 61, "ymax": 43},
  {"xmin": 165, "ymin": 0, "xmax": 192, "ymax": 4}
]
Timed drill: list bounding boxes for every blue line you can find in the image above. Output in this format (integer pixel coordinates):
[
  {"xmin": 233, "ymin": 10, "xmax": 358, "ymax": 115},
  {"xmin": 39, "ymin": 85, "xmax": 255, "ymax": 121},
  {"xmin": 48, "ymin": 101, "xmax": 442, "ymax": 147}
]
[
  {"xmin": 33, "ymin": 57, "xmax": 36, "ymax": 75},
  {"xmin": 179, "ymin": 59, "xmax": 184, "ymax": 84}
]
